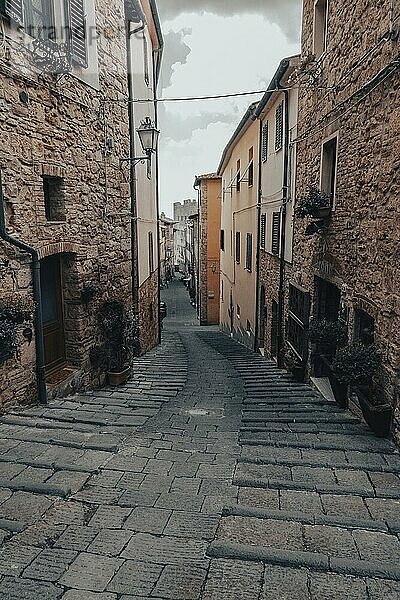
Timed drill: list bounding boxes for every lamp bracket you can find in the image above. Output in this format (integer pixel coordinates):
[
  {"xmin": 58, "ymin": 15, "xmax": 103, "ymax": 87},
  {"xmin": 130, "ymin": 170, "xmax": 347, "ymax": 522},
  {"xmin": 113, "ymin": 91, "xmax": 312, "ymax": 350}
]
[{"xmin": 120, "ymin": 156, "xmax": 150, "ymax": 168}]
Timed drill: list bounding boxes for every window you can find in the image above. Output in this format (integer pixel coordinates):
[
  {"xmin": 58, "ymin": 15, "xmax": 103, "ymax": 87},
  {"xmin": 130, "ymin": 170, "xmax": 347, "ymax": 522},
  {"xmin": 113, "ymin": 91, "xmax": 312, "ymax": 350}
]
[
  {"xmin": 24, "ymin": 0, "xmax": 53, "ymax": 39},
  {"xmin": 246, "ymin": 320, "xmax": 251, "ymax": 334},
  {"xmin": 148, "ymin": 231, "xmax": 154, "ymax": 274},
  {"xmin": 43, "ymin": 176, "xmax": 66, "ymax": 221},
  {"xmin": 354, "ymin": 309, "xmax": 375, "ymax": 346},
  {"xmin": 245, "ymin": 233, "xmax": 253, "ymax": 272},
  {"xmin": 271, "ymin": 212, "xmax": 280, "ymax": 255},
  {"xmin": 260, "ymin": 214, "xmax": 266, "ymax": 249},
  {"xmin": 236, "ymin": 160, "xmax": 241, "ymax": 192},
  {"xmin": 237, "ymin": 304, "xmax": 241, "ymax": 319},
  {"xmin": 275, "ymin": 102, "xmax": 284, "ymax": 151},
  {"xmin": 321, "ymin": 135, "xmax": 338, "ymax": 204},
  {"xmin": 220, "ymin": 229, "xmax": 225, "ymax": 251},
  {"xmin": 287, "ymin": 284, "xmax": 311, "ymax": 360},
  {"xmin": 235, "ymin": 232, "xmax": 241, "ymax": 264},
  {"xmin": 221, "ymin": 279, "xmax": 224, "ymax": 302},
  {"xmin": 248, "ymin": 147, "xmax": 254, "ymax": 187},
  {"xmin": 262, "ymin": 122, "xmax": 269, "ymax": 162},
  {"xmin": 313, "ymin": 0, "xmax": 328, "ymax": 58}
]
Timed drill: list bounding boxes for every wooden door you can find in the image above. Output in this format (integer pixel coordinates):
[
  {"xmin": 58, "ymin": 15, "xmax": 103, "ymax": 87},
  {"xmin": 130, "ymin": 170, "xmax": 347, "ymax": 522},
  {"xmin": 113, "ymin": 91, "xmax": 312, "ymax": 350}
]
[{"xmin": 40, "ymin": 254, "xmax": 65, "ymax": 371}]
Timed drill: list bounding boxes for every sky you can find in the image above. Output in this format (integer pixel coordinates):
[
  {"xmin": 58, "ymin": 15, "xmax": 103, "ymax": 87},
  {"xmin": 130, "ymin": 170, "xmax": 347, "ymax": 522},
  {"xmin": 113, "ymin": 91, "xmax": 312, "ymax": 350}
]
[{"xmin": 156, "ymin": 0, "xmax": 303, "ymax": 216}]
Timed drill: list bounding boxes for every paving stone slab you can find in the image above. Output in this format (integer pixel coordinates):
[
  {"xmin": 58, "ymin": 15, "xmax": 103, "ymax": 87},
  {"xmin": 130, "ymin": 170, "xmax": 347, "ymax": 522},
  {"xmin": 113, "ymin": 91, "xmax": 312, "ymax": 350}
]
[
  {"xmin": 152, "ymin": 563, "xmax": 208, "ymax": 599},
  {"xmin": 0, "ymin": 577, "xmax": 62, "ymax": 599},
  {"xmin": 89, "ymin": 505, "xmax": 132, "ymax": 529},
  {"xmin": 164, "ymin": 511, "xmax": 219, "ymax": 540},
  {"xmin": 55, "ymin": 525, "xmax": 99, "ymax": 551},
  {"xmin": 260, "ymin": 564, "xmax": 310, "ymax": 600},
  {"xmin": 121, "ymin": 532, "xmax": 208, "ymax": 564},
  {"xmin": 62, "ymin": 591, "xmax": 117, "ymax": 600},
  {"xmin": 123, "ymin": 506, "xmax": 171, "ymax": 534},
  {"xmin": 60, "ymin": 552, "xmax": 123, "ymax": 592},
  {"xmin": 217, "ymin": 515, "xmax": 304, "ymax": 551},
  {"xmin": 202, "ymin": 558, "xmax": 263, "ymax": 600},
  {"xmin": 107, "ymin": 559, "xmax": 163, "ymax": 595},
  {"xmin": 0, "ymin": 491, "xmax": 53, "ymax": 525},
  {"xmin": 22, "ymin": 547, "xmax": 77, "ymax": 581}
]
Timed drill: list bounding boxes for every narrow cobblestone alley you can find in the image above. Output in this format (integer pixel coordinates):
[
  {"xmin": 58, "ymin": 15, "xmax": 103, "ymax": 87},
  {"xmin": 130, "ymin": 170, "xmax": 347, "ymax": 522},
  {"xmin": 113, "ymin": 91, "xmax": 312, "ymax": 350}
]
[{"xmin": 0, "ymin": 280, "xmax": 399, "ymax": 599}]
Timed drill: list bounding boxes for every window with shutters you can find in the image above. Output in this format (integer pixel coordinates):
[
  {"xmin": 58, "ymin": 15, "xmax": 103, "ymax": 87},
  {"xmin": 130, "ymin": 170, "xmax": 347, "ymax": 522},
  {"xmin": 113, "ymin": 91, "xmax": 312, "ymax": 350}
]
[
  {"xmin": 271, "ymin": 212, "xmax": 280, "ymax": 255},
  {"xmin": 262, "ymin": 122, "xmax": 268, "ymax": 162},
  {"xmin": 236, "ymin": 160, "xmax": 241, "ymax": 192},
  {"xmin": 260, "ymin": 214, "xmax": 266, "ymax": 249},
  {"xmin": 148, "ymin": 231, "xmax": 154, "ymax": 274},
  {"xmin": 275, "ymin": 102, "xmax": 284, "ymax": 152},
  {"xmin": 23, "ymin": 0, "xmax": 54, "ymax": 40},
  {"xmin": 65, "ymin": 0, "xmax": 88, "ymax": 68},
  {"xmin": 220, "ymin": 229, "xmax": 225, "ymax": 252},
  {"xmin": 248, "ymin": 147, "xmax": 254, "ymax": 187},
  {"xmin": 245, "ymin": 233, "xmax": 252, "ymax": 272},
  {"xmin": 2, "ymin": 0, "xmax": 25, "ymax": 27},
  {"xmin": 235, "ymin": 232, "xmax": 241, "ymax": 264},
  {"xmin": 287, "ymin": 283, "xmax": 311, "ymax": 360}
]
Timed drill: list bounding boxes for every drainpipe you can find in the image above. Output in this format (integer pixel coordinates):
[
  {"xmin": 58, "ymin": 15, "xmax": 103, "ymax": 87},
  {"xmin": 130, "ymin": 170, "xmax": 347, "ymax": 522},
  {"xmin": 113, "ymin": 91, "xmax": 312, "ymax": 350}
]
[
  {"xmin": 0, "ymin": 167, "xmax": 47, "ymax": 405},
  {"xmin": 276, "ymin": 89, "xmax": 290, "ymax": 368},
  {"xmin": 126, "ymin": 20, "xmax": 144, "ymax": 318},
  {"xmin": 153, "ymin": 48, "xmax": 163, "ymax": 345},
  {"xmin": 253, "ymin": 117, "xmax": 263, "ymax": 352}
]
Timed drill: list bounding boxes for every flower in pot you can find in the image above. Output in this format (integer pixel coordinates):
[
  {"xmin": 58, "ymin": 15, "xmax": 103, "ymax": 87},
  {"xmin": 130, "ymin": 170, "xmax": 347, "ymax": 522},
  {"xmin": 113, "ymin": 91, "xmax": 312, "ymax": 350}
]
[
  {"xmin": 91, "ymin": 299, "xmax": 139, "ymax": 386},
  {"xmin": 81, "ymin": 281, "xmax": 101, "ymax": 305},
  {"xmin": 0, "ymin": 296, "xmax": 35, "ymax": 325},
  {"xmin": 0, "ymin": 319, "xmax": 18, "ymax": 363},
  {"xmin": 332, "ymin": 343, "xmax": 391, "ymax": 435},
  {"xmin": 295, "ymin": 186, "xmax": 332, "ymax": 219}
]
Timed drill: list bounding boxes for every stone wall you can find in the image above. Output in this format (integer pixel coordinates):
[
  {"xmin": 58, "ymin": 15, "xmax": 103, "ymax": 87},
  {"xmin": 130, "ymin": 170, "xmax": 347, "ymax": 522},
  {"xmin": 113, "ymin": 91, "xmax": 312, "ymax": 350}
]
[
  {"xmin": 289, "ymin": 0, "xmax": 400, "ymax": 440},
  {"xmin": 0, "ymin": 0, "xmax": 134, "ymax": 408},
  {"xmin": 138, "ymin": 270, "xmax": 159, "ymax": 355}
]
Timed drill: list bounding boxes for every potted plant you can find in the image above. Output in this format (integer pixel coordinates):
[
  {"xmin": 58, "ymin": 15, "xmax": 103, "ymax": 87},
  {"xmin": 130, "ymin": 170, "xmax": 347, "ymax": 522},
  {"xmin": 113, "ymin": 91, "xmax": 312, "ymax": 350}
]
[
  {"xmin": 285, "ymin": 347, "xmax": 305, "ymax": 382},
  {"xmin": 0, "ymin": 296, "xmax": 35, "ymax": 324},
  {"xmin": 0, "ymin": 319, "xmax": 18, "ymax": 363},
  {"xmin": 295, "ymin": 186, "xmax": 332, "ymax": 219},
  {"xmin": 332, "ymin": 343, "xmax": 392, "ymax": 435},
  {"xmin": 309, "ymin": 318, "xmax": 348, "ymax": 351},
  {"xmin": 81, "ymin": 281, "xmax": 101, "ymax": 305},
  {"xmin": 90, "ymin": 299, "xmax": 139, "ymax": 386}
]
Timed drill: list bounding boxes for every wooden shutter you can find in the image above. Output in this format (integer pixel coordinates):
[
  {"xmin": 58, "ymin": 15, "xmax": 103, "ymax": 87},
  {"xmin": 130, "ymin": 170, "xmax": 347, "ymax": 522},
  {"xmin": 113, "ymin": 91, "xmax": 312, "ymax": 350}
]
[
  {"xmin": 4, "ymin": 0, "xmax": 24, "ymax": 25},
  {"xmin": 246, "ymin": 233, "xmax": 252, "ymax": 272},
  {"xmin": 275, "ymin": 102, "xmax": 283, "ymax": 151},
  {"xmin": 260, "ymin": 214, "xmax": 266, "ymax": 249},
  {"xmin": 271, "ymin": 212, "xmax": 280, "ymax": 255},
  {"xmin": 235, "ymin": 232, "xmax": 241, "ymax": 264},
  {"xmin": 67, "ymin": 0, "xmax": 88, "ymax": 67},
  {"xmin": 262, "ymin": 122, "xmax": 268, "ymax": 162},
  {"xmin": 220, "ymin": 229, "xmax": 225, "ymax": 251}
]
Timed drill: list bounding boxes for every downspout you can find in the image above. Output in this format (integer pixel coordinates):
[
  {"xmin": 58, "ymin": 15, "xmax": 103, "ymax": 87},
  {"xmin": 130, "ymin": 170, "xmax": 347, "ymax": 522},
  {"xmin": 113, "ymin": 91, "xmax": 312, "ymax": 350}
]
[
  {"xmin": 0, "ymin": 167, "xmax": 47, "ymax": 405},
  {"xmin": 276, "ymin": 89, "xmax": 290, "ymax": 368},
  {"xmin": 253, "ymin": 116, "xmax": 263, "ymax": 353},
  {"xmin": 126, "ymin": 20, "xmax": 144, "ymax": 319},
  {"xmin": 153, "ymin": 45, "xmax": 163, "ymax": 345}
]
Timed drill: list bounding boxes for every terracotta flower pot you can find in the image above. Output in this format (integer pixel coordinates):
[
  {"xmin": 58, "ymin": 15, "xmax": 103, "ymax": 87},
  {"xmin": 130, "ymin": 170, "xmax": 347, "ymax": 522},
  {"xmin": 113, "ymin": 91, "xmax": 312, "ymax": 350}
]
[{"xmin": 108, "ymin": 366, "xmax": 131, "ymax": 386}]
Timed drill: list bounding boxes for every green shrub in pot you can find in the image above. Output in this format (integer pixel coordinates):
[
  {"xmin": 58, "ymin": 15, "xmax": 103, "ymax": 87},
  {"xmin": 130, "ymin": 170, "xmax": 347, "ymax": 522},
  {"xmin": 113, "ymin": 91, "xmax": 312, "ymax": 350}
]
[
  {"xmin": 332, "ymin": 343, "xmax": 381, "ymax": 386},
  {"xmin": 309, "ymin": 319, "xmax": 348, "ymax": 347}
]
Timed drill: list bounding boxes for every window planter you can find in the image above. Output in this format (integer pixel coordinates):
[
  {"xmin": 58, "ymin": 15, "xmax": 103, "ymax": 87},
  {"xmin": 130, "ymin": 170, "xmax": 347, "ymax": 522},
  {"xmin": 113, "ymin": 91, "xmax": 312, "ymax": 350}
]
[
  {"xmin": 355, "ymin": 387, "xmax": 392, "ymax": 437},
  {"xmin": 311, "ymin": 206, "xmax": 331, "ymax": 219}
]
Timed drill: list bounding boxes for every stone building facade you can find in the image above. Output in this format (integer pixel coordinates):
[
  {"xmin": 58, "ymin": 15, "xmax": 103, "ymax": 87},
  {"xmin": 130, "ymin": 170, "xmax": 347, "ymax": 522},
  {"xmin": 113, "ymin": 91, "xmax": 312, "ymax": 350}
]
[
  {"xmin": 0, "ymin": 0, "xmax": 162, "ymax": 408},
  {"xmin": 194, "ymin": 173, "xmax": 222, "ymax": 325},
  {"xmin": 173, "ymin": 198, "xmax": 197, "ymax": 273},
  {"xmin": 286, "ymin": 0, "xmax": 400, "ymax": 441},
  {"xmin": 159, "ymin": 212, "xmax": 175, "ymax": 285}
]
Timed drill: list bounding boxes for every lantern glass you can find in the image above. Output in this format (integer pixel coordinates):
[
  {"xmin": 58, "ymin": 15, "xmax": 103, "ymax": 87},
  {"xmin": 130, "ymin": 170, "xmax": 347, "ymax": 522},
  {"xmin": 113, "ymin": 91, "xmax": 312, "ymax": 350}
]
[{"xmin": 137, "ymin": 117, "xmax": 159, "ymax": 155}]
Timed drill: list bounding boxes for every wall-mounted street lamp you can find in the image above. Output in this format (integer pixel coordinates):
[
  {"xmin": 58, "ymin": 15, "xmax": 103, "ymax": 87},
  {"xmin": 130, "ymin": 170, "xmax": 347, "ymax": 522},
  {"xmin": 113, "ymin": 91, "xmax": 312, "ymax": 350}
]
[{"xmin": 120, "ymin": 117, "xmax": 160, "ymax": 168}]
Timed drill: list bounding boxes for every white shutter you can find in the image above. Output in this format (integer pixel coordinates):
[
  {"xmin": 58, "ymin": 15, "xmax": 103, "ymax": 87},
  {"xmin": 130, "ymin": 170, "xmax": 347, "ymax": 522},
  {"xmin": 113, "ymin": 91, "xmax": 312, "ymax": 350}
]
[
  {"xmin": 5, "ymin": 0, "xmax": 24, "ymax": 26},
  {"xmin": 67, "ymin": 0, "xmax": 88, "ymax": 67}
]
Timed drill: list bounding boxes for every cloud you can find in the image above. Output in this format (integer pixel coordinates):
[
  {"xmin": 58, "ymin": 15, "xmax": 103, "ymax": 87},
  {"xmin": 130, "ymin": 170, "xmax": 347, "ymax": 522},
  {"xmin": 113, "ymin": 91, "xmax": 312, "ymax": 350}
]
[
  {"xmin": 157, "ymin": 0, "xmax": 302, "ymax": 41},
  {"xmin": 159, "ymin": 104, "xmax": 239, "ymax": 142},
  {"xmin": 159, "ymin": 28, "xmax": 192, "ymax": 91}
]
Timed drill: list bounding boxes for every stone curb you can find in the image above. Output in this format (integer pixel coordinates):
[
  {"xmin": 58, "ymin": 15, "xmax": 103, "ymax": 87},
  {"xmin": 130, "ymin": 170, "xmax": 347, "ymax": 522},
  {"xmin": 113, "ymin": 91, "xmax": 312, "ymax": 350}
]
[
  {"xmin": 221, "ymin": 504, "xmax": 389, "ymax": 533},
  {"xmin": 0, "ymin": 457, "xmax": 99, "ymax": 475}
]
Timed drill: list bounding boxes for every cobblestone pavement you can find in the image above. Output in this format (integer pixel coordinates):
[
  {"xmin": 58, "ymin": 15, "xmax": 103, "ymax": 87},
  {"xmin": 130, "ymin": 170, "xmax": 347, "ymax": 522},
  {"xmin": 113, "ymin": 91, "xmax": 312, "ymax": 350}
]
[{"xmin": 0, "ymin": 279, "xmax": 399, "ymax": 598}]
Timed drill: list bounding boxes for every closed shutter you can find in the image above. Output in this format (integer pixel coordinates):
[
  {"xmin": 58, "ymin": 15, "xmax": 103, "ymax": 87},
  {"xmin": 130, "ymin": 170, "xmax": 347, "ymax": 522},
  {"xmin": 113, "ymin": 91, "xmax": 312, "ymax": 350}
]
[
  {"xmin": 271, "ymin": 212, "xmax": 280, "ymax": 255},
  {"xmin": 275, "ymin": 102, "xmax": 283, "ymax": 151},
  {"xmin": 246, "ymin": 233, "xmax": 252, "ymax": 272},
  {"xmin": 260, "ymin": 214, "xmax": 266, "ymax": 249},
  {"xmin": 220, "ymin": 229, "xmax": 225, "ymax": 251},
  {"xmin": 67, "ymin": 0, "xmax": 88, "ymax": 67},
  {"xmin": 262, "ymin": 122, "xmax": 268, "ymax": 162},
  {"xmin": 4, "ymin": 0, "xmax": 24, "ymax": 25},
  {"xmin": 235, "ymin": 232, "xmax": 241, "ymax": 264}
]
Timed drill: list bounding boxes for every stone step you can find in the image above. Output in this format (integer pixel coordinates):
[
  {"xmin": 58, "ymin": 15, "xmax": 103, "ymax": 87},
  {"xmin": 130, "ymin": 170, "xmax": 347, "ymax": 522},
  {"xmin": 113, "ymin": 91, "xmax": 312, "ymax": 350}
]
[
  {"xmin": 207, "ymin": 539, "xmax": 400, "ymax": 581},
  {"xmin": 240, "ymin": 423, "xmax": 365, "ymax": 435},
  {"xmin": 240, "ymin": 434, "xmax": 395, "ymax": 454},
  {"xmin": 241, "ymin": 413, "xmax": 358, "ymax": 423},
  {"xmin": 238, "ymin": 455, "xmax": 400, "ymax": 474},
  {"xmin": 0, "ymin": 478, "xmax": 70, "ymax": 497}
]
